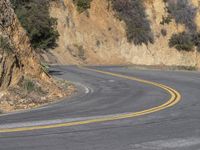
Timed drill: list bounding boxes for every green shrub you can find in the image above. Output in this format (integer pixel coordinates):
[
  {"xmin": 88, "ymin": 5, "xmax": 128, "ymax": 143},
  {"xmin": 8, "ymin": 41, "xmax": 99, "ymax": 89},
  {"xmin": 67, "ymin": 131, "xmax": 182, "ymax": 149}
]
[
  {"xmin": 96, "ymin": 40, "xmax": 101, "ymax": 47},
  {"xmin": 191, "ymin": 32, "xmax": 200, "ymax": 51},
  {"xmin": 73, "ymin": 0, "xmax": 92, "ymax": 13},
  {"xmin": 111, "ymin": 0, "xmax": 154, "ymax": 45},
  {"xmin": 74, "ymin": 44, "xmax": 86, "ymax": 60},
  {"xmin": 169, "ymin": 31, "xmax": 200, "ymax": 51},
  {"xmin": 167, "ymin": 0, "xmax": 197, "ymax": 32},
  {"xmin": 11, "ymin": 0, "xmax": 59, "ymax": 50},
  {"xmin": 0, "ymin": 36, "xmax": 13, "ymax": 54},
  {"xmin": 22, "ymin": 78, "xmax": 46, "ymax": 95},
  {"xmin": 161, "ymin": 29, "xmax": 167, "ymax": 37},
  {"xmin": 169, "ymin": 32, "xmax": 194, "ymax": 51},
  {"xmin": 160, "ymin": 16, "xmax": 172, "ymax": 25},
  {"xmin": 165, "ymin": 0, "xmax": 200, "ymax": 52},
  {"xmin": 23, "ymin": 79, "xmax": 35, "ymax": 94},
  {"xmin": 40, "ymin": 62, "xmax": 50, "ymax": 74}
]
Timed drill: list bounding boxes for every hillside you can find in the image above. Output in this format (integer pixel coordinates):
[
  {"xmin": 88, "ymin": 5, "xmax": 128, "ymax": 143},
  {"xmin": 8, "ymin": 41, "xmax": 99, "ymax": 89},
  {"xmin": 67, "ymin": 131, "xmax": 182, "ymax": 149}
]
[
  {"xmin": 0, "ymin": 0, "xmax": 74, "ymax": 112},
  {"xmin": 48, "ymin": 0, "xmax": 200, "ymax": 68}
]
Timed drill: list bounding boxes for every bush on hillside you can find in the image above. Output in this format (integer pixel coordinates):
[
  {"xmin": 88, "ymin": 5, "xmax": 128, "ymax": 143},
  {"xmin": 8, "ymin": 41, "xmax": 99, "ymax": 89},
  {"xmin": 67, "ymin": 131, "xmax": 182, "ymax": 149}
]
[
  {"xmin": 161, "ymin": 29, "xmax": 167, "ymax": 37},
  {"xmin": 169, "ymin": 32, "xmax": 194, "ymax": 51},
  {"xmin": 111, "ymin": 0, "xmax": 154, "ymax": 45},
  {"xmin": 191, "ymin": 32, "xmax": 200, "ymax": 51},
  {"xmin": 160, "ymin": 15, "xmax": 172, "ymax": 25},
  {"xmin": 10, "ymin": 0, "xmax": 59, "ymax": 50},
  {"xmin": 23, "ymin": 79, "xmax": 35, "ymax": 94},
  {"xmin": 165, "ymin": 0, "xmax": 200, "ymax": 52},
  {"xmin": 73, "ymin": 0, "xmax": 92, "ymax": 13},
  {"xmin": 167, "ymin": 0, "xmax": 197, "ymax": 32}
]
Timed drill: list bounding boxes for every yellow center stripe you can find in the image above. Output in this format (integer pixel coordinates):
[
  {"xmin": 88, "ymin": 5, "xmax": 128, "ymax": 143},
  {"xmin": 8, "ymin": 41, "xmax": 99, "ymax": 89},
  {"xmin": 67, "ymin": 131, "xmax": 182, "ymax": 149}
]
[{"xmin": 0, "ymin": 66, "xmax": 181, "ymax": 133}]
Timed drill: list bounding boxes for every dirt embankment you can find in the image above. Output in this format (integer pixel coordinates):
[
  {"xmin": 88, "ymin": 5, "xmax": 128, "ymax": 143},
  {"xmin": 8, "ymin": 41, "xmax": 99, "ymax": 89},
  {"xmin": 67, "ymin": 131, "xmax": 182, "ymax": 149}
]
[{"xmin": 48, "ymin": 0, "xmax": 200, "ymax": 69}]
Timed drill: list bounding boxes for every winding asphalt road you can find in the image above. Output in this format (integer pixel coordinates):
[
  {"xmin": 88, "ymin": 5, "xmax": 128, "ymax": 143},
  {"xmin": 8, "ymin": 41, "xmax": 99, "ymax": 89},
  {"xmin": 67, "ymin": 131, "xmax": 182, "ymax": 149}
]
[{"xmin": 0, "ymin": 66, "xmax": 200, "ymax": 150}]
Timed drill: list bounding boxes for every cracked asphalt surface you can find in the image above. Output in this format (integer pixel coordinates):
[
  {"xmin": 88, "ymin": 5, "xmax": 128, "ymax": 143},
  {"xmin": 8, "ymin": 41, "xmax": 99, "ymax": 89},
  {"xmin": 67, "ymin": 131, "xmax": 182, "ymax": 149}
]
[{"xmin": 0, "ymin": 66, "xmax": 200, "ymax": 150}]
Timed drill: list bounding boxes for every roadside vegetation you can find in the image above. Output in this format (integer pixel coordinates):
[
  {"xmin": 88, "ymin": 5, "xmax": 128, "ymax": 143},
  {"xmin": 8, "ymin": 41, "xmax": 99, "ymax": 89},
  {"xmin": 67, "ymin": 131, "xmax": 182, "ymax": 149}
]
[
  {"xmin": 169, "ymin": 32, "xmax": 194, "ymax": 51},
  {"xmin": 167, "ymin": 0, "xmax": 197, "ymax": 32},
  {"xmin": 162, "ymin": 0, "xmax": 200, "ymax": 52},
  {"xmin": 21, "ymin": 78, "xmax": 47, "ymax": 95},
  {"xmin": 111, "ymin": 0, "xmax": 154, "ymax": 45},
  {"xmin": 10, "ymin": 0, "xmax": 59, "ymax": 50},
  {"xmin": 169, "ymin": 32, "xmax": 200, "ymax": 52},
  {"xmin": 23, "ymin": 79, "xmax": 35, "ymax": 94}
]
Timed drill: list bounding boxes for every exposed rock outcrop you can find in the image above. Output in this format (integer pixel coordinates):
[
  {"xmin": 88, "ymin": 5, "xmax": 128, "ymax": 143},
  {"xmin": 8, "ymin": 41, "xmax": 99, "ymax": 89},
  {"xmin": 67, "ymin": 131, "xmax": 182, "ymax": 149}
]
[{"xmin": 0, "ymin": 0, "xmax": 49, "ymax": 90}]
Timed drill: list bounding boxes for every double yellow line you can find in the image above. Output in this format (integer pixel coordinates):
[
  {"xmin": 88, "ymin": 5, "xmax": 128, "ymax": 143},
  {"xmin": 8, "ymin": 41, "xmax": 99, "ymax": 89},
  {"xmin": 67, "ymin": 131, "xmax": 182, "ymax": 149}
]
[{"xmin": 0, "ymin": 66, "xmax": 181, "ymax": 133}]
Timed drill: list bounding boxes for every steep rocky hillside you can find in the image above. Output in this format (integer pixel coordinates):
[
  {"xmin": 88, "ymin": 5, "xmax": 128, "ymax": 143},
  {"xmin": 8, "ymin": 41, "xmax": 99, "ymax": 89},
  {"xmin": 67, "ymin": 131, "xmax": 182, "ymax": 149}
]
[
  {"xmin": 0, "ymin": 0, "xmax": 44, "ymax": 89},
  {"xmin": 0, "ymin": 0, "xmax": 74, "ymax": 112},
  {"xmin": 48, "ymin": 0, "xmax": 200, "ymax": 68}
]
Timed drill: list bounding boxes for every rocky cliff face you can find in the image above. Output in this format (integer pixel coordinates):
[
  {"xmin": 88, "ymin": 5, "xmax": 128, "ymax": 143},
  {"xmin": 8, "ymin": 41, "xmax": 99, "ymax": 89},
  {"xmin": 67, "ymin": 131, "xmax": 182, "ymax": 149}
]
[
  {"xmin": 0, "ymin": 0, "xmax": 49, "ymax": 90},
  {"xmin": 0, "ymin": 0, "xmax": 74, "ymax": 112},
  {"xmin": 49, "ymin": 0, "xmax": 200, "ymax": 68},
  {"xmin": 0, "ymin": 0, "xmax": 20, "ymax": 90}
]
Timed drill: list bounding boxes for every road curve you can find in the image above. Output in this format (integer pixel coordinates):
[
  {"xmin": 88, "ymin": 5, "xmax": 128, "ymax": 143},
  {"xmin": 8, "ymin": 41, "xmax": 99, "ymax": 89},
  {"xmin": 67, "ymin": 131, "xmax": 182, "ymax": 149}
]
[{"xmin": 0, "ymin": 66, "xmax": 200, "ymax": 150}]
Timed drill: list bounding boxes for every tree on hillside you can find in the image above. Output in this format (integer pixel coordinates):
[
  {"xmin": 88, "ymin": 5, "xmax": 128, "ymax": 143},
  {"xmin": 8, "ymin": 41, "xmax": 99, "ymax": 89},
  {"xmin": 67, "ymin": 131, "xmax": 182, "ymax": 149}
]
[{"xmin": 11, "ymin": 0, "xmax": 59, "ymax": 50}]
